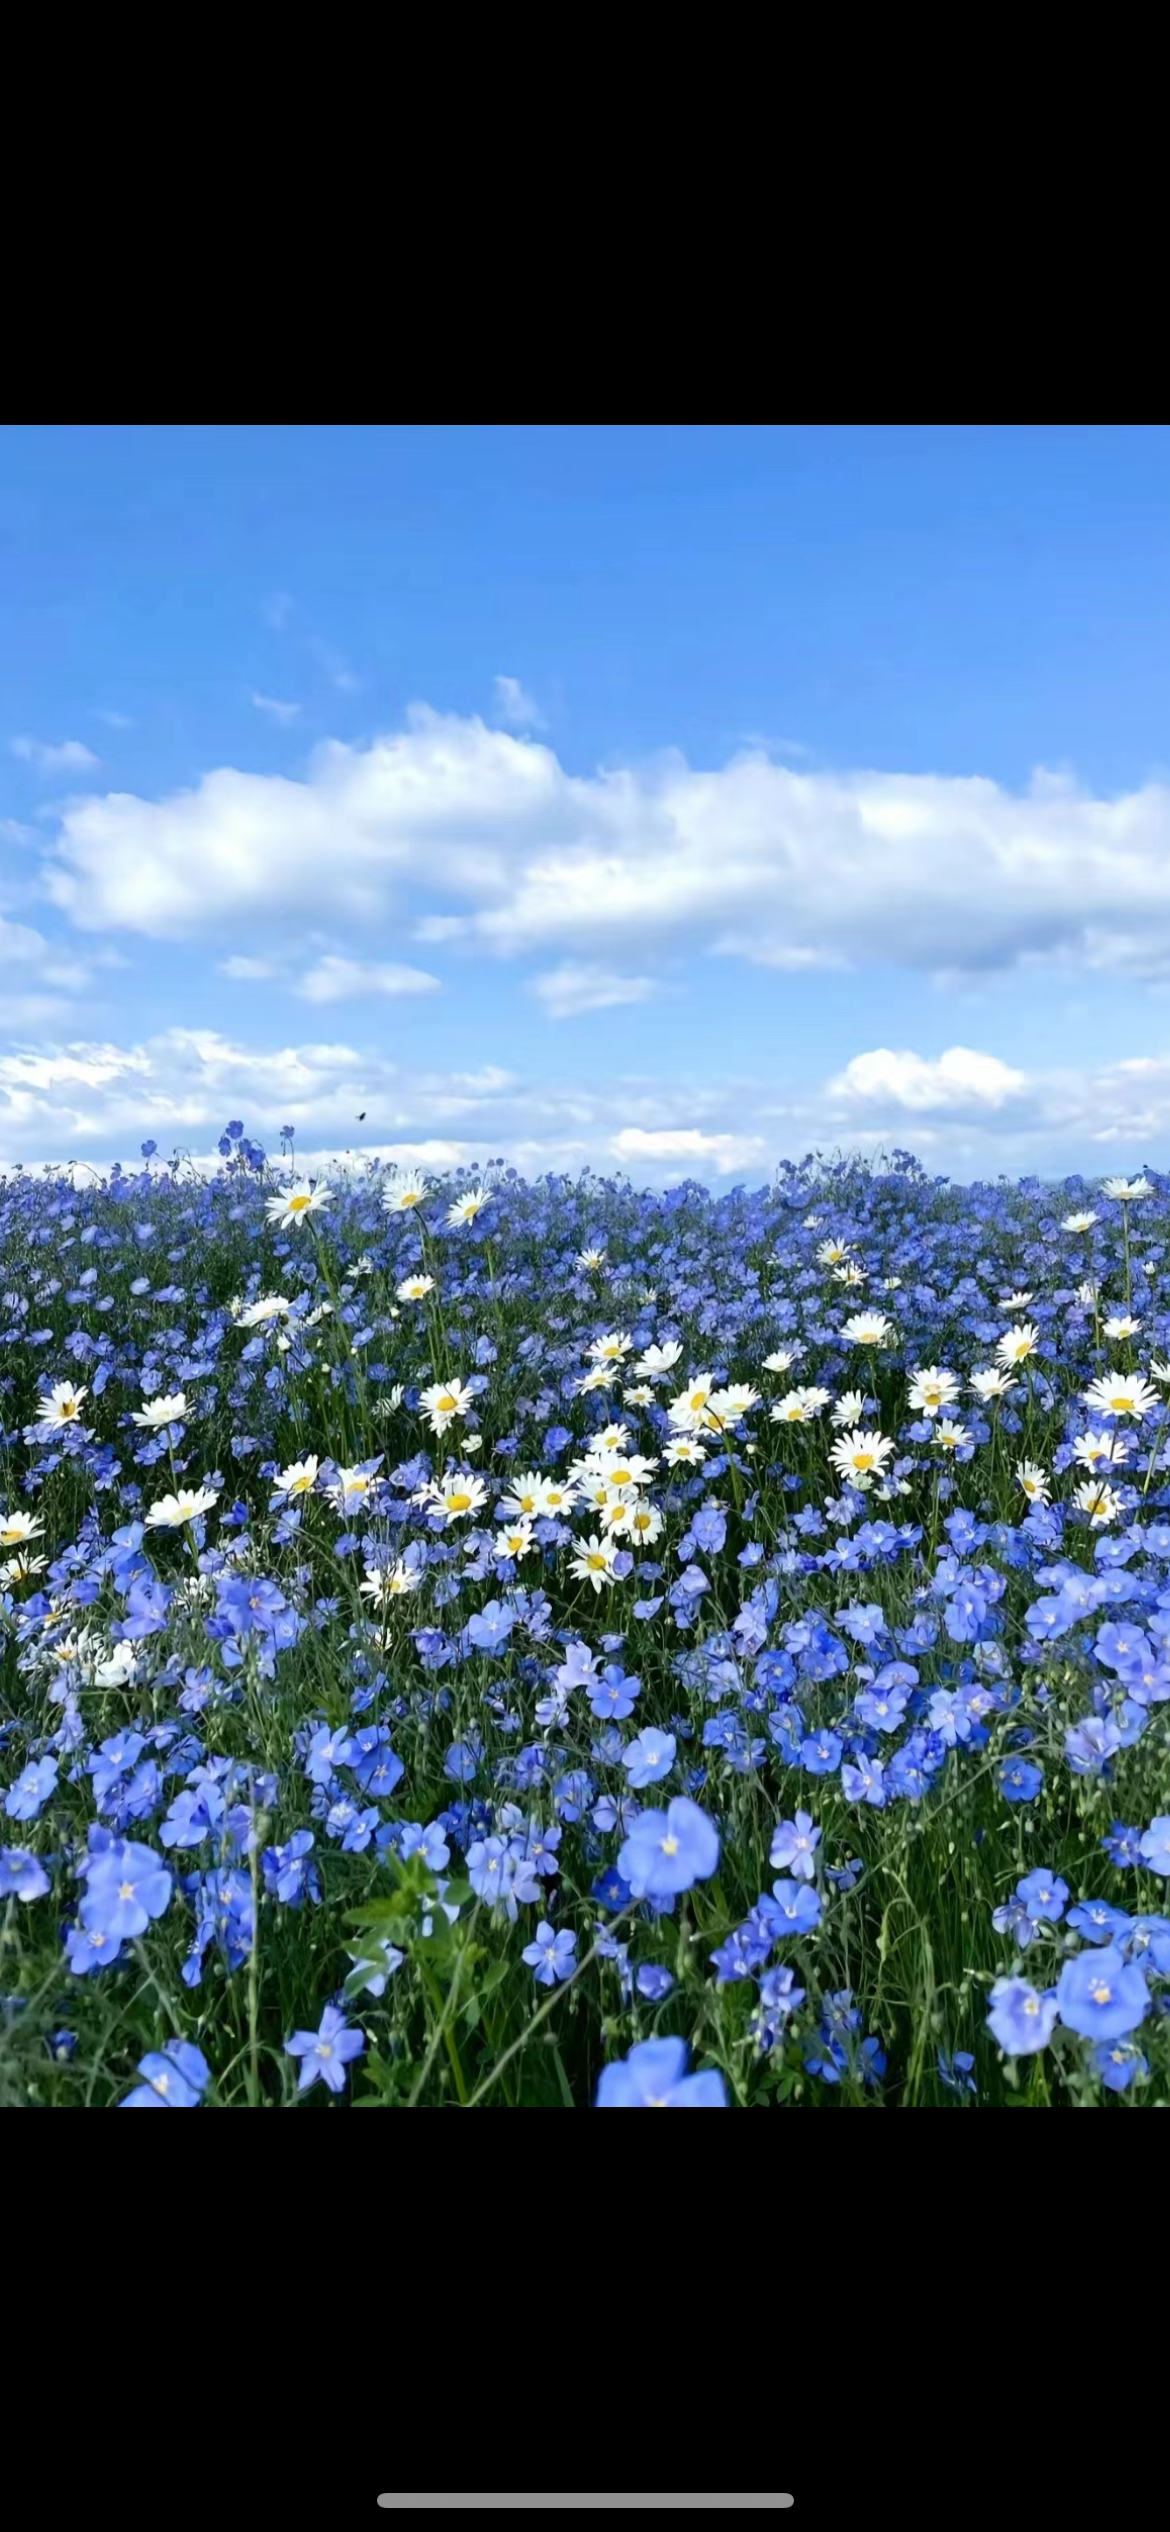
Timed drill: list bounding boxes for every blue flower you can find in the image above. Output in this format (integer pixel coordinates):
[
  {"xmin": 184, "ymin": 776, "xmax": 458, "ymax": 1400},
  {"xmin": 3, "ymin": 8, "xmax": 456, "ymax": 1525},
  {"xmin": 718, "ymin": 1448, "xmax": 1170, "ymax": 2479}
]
[
  {"xmin": 987, "ymin": 1976, "xmax": 1058, "ymax": 2055},
  {"xmin": 0, "ymin": 1847, "xmax": 49, "ymax": 1900},
  {"xmin": 1138, "ymin": 1815, "xmax": 1170, "ymax": 1876},
  {"xmin": 769, "ymin": 1810, "xmax": 820, "ymax": 1880},
  {"xmin": 1067, "ymin": 1900, "xmax": 1132, "ymax": 1946},
  {"xmin": 768, "ymin": 1878, "xmax": 823, "ymax": 1935},
  {"xmin": 1093, "ymin": 2041, "xmax": 1148, "ymax": 2093},
  {"xmin": 1016, "ymin": 1868, "xmax": 1069, "ymax": 1926},
  {"xmin": 998, "ymin": 1759, "xmax": 1044, "ymax": 1804},
  {"xmin": 595, "ymin": 2035, "xmax": 727, "ymax": 2107},
  {"xmin": 621, "ymin": 1728, "xmax": 676, "ymax": 1788},
  {"xmin": 938, "ymin": 2049, "xmax": 977, "ymax": 2096},
  {"xmin": 81, "ymin": 1840, "xmax": 173, "ymax": 1939},
  {"xmin": 120, "ymin": 2038, "xmax": 210, "ymax": 2108},
  {"xmin": 4, "ymin": 1756, "xmax": 58, "ymax": 1821},
  {"xmin": 617, "ymin": 1797, "xmax": 720, "ymax": 1899},
  {"xmin": 285, "ymin": 2003, "xmax": 365, "ymax": 2095},
  {"xmin": 1055, "ymin": 1946, "xmax": 1149, "ymax": 2041},
  {"xmin": 521, "ymin": 1921, "xmax": 577, "ymax": 1986},
  {"xmin": 467, "ymin": 1599, "xmax": 515, "ymax": 1653},
  {"xmin": 635, "ymin": 1963, "xmax": 675, "ymax": 2001}
]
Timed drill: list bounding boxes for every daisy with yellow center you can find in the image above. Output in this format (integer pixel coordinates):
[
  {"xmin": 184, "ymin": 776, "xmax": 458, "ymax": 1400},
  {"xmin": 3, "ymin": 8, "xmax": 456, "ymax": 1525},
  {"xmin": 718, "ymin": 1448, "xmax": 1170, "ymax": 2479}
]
[
  {"xmin": 415, "ymin": 1472, "xmax": 488, "ymax": 1525},
  {"xmin": 497, "ymin": 1472, "xmax": 545, "ymax": 1520},
  {"xmin": 1016, "ymin": 1461, "xmax": 1050, "ymax": 1504},
  {"xmin": 701, "ymin": 1384, "xmax": 760, "ymax": 1433},
  {"xmin": 35, "ymin": 1381, "xmax": 89, "ymax": 1428},
  {"xmin": 265, "ymin": 1182, "xmax": 334, "ymax": 1229},
  {"xmin": 1081, "ymin": 1372, "xmax": 1159, "ymax": 1420},
  {"xmin": 494, "ymin": 1519, "xmax": 536, "ymax": 1562},
  {"xmin": 419, "ymin": 1378, "xmax": 474, "ymax": 1436},
  {"xmin": 1062, "ymin": 1210, "xmax": 1098, "ymax": 1232},
  {"xmin": 1073, "ymin": 1478, "xmax": 1122, "ymax": 1526},
  {"xmin": 969, "ymin": 1367, "xmax": 1018, "ymax": 1402},
  {"xmin": 130, "ymin": 1392, "xmax": 188, "ymax": 1430},
  {"xmin": 587, "ymin": 1331, "xmax": 633, "ymax": 1364},
  {"xmin": 383, "ymin": 1169, "xmax": 430, "ymax": 1213},
  {"xmin": 272, "ymin": 1455, "xmax": 320, "ymax": 1499},
  {"xmin": 568, "ymin": 1533, "xmax": 618, "ymax": 1591},
  {"xmin": 144, "ymin": 1485, "xmax": 220, "ymax": 1529},
  {"xmin": 995, "ymin": 1321, "xmax": 1041, "ymax": 1368},
  {"xmin": 1072, "ymin": 1430, "xmax": 1130, "ymax": 1469},
  {"xmin": 577, "ymin": 1364, "xmax": 619, "ymax": 1396},
  {"xmin": 360, "ymin": 1557, "xmax": 424, "ymax": 1604},
  {"xmin": 932, "ymin": 1418, "xmax": 972, "ymax": 1453},
  {"xmin": 841, "ymin": 1312, "xmax": 893, "ymax": 1349},
  {"xmin": 907, "ymin": 1366, "xmax": 960, "ymax": 1417},
  {"xmin": 396, "ymin": 1274, "xmax": 435, "ymax": 1302},
  {"xmin": 607, "ymin": 1499, "xmax": 664, "ymax": 1546},
  {"xmin": 446, "ymin": 1187, "xmax": 489, "ymax": 1227},
  {"xmin": 828, "ymin": 1427, "xmax": 896, "ymax": 1488},
  {"xmin": 635, "ymin": 1340, "xmax": 683, "ymax": 1380},
  {"xmin": 0, "ymin": 1509, "xmax": 45, "ymax": 1548}
]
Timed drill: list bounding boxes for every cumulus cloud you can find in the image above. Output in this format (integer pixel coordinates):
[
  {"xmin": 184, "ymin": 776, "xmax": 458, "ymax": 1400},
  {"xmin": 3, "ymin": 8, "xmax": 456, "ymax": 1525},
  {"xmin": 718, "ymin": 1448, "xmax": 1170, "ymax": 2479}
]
[
  {"xmin": 492, "ymin": 675, "xmax": 543, "ymax": 729},
  {"xmin": 296, "ymin": 956, "xmax": 441, "ymax": 1004},
  {"xmin": 42, "ymin": 710, "xmax": 1170, "ymax": 984},
  {"xmin": 218, "ymin": 956, "xmax": 277, "ymax": 981},
  {"xmin": 827, "ymin": 1046, "xmax": 1028, "ymax": 1111},
  {"xmin": 12, "ymin": 736, "xmax": 100, "ymax": 776},
  {"xmin": 531, "ymin": 963, "xmax": 659, "ymax": 1019},
  {"xmin": 5, "ymin": 1023, "xmax": 1170, "ymax": 1184}
]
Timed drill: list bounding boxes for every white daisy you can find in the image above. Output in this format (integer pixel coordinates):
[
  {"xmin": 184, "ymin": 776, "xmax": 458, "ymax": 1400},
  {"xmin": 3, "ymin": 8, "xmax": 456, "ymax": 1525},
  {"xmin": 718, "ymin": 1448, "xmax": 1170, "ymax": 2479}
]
[
  {"xmin": 446, "ymin": 1187, "xmax": 490, "ymax": 1228},
  {"xmin": 130, "ymin": 1391, "xmax": 188, "ymax": 1430},
  {"xmin": 383, "ymin": 1168, "xmax": 431, "ymax": 1213},
  {"xmin": 418, "ymin": 1378, "xmax": 474, "ymax": 1436},
  {"xmin": 1081, "ymin": 1372, "xmax": 1159, "ymax": 1420},
  {"xmin": 145, "ymin": 1485, "xmax": 219, "ymax": 1529},
  {"xmin": 265, "ymin": 1181, "xmax": 334, "ymax": 1229},
  {"xmin": 35, "ymin": 1381, "xmax": 89, "ymax": 1429}
]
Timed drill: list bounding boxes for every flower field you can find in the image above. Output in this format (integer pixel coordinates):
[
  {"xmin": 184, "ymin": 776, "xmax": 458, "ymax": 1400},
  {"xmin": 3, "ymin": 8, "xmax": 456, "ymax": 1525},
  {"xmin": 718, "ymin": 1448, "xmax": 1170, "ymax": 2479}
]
[{"xmin": 4, "ymin": 1127, "xmax": 1170, "ymax": 2109}]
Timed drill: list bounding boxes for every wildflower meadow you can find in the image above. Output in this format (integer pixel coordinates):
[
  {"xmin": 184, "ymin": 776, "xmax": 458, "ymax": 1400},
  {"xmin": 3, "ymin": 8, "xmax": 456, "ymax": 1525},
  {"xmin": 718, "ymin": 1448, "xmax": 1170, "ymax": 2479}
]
[{"xmin": 4, "ymin": 1124, "xmax": 1170, "ymax": 2109}]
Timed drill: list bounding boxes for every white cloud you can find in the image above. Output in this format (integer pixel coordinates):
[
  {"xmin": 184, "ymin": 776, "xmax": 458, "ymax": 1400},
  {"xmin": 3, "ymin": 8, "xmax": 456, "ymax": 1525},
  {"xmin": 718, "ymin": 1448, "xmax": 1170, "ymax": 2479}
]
[
  {"xmin": 297, "ymin": 956, "xmax": 441, "ymax": 1004},
  {"xmin": 611, "ymin": 1126, "xmax": 768, "ymax": 1176},
  {"xmin": 532, "ymin": 962, "xmax": 658, "ymax": 1019},
  {"xmin": 251, "ymin": 693, "xmax": 301, "ymax": 724},
  {"xmin": 827, "ymin": 1045, "xmax": 1028, "ymax": 1111},
  {"xmin": 43, "ymin": 709, "xmax": 1170, "ymax": 984},
  {"xmin": 493, "ymin": 675, "xmax": 543, "ymax": 729},
  {"xmin": 4, "ymin": 1021, "xmax": 1170, "ymax": 1184},
  {"xmin": 93, "ymin": 710, "xmax": 134, "ymax": 731},
  {"xmin": 218, "ymin": 955, "xmax": 277, "ymax": 981},
  {"xmin": 12, "ymin": 736, "xmax": 100, "ymax": 776}
]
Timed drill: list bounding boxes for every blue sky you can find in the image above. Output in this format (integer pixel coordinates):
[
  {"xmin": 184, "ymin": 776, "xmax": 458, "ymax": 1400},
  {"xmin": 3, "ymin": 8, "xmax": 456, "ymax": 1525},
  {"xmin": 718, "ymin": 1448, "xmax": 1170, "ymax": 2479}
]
[{"xmin": 5, "ymin": 422, "xmax": 1170, "ymax": 1183}]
